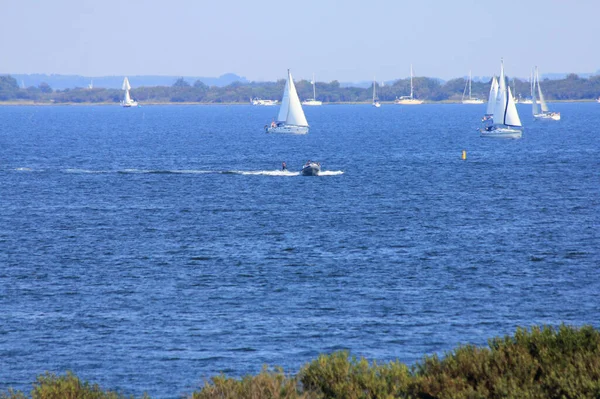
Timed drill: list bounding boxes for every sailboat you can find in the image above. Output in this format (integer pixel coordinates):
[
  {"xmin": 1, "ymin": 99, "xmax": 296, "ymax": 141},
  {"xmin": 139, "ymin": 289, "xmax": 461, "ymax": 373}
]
[
  {"xmin": 302, "ymin": 73, "xmax": 322, "ymax": 106},
  {"xmin": 88, "ymin": 80, "xmax": 94, "ymax": 90},
  {"xmin": 462, "ymin": 71, "xmax": 484, "ymax": 104},
  {"xmin": 372, "ymin": 78, "xmax": 381, "ymax": 107},
  {"xmin": 520, "ymin": 70, "xmax": 534, "ymax": 104},
  {"xmin": 395, "ymin": 65, "xmax": 423, "ymax": 104},
  {"xmin": 266, "ymin": 69, "xmax": 309, "ymax": 134},
  {"xmin": 480, "ymin": 59, "xmax": 522, "ymax": 139},
  {"xmin": 121, "ymin": 77, "xmax": 138, "ymax": 107},
  {"xmin": 532, "ymin": 67, "xmax": 560, "ymax": 121},
  {"xmin": 481, "ymin": 76, "xmax": 498, "ymax": 124}
]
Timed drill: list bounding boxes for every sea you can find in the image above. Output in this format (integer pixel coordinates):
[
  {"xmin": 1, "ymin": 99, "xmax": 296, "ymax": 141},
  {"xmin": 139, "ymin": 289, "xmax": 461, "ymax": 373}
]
[{"xmin": 1, "ymin": 103, "xmax": 599, "ymax": 398}]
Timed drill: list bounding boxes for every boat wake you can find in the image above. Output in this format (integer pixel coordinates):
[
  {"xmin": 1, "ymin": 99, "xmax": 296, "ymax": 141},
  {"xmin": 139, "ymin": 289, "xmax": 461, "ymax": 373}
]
[{"xmin": 59, "ymin": 169, "xmax": 344, "ymax": 176}]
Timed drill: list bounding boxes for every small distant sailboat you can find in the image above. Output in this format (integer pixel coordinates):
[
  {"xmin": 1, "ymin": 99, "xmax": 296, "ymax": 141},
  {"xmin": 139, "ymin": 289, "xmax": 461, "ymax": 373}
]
[
  {"xmin": 395, "ymin": 65, "xmax": 423, "ymax": 104},
  {"xmin": 266, "ymin": 69, "xmax": 309, "ymax": 134},
  {"xmin": 462, "ymin": 71, "xmax": 484, "ymax": 104},
  {"xmin": 532, "ymin": 66, "xmax": 560, "ymax": 121},
  {"xmin": 372, "ymin": 77, "xmax": 381, "ymax": 107},
  {"xmin": 302, "ymin": 73, "xmax": 322, "ymax": 106},
  {"xmin": 520, "ymin": 70, "xmax": 534, "ymax": 104},
  {"xmin": 480, "ymin": 59, "xmax": 522, "ymax": 139},
  {"xmin": 121, "ymin": 77, "xmax": 138, "ymax": 107},
  {"xmin": 251, "ymin": 98, "xmax": 278, "ymax": 106},
  {"xmin": 88, "ymin": 80, "xmax": 94, "ymax": 90}
]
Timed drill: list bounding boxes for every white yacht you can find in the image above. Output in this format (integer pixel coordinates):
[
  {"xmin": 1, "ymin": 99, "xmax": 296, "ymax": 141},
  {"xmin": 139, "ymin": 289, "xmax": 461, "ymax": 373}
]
[
  {"xmin": 480, "ymin": 60, "xmax": 522, "ymax": 139},
  {"xmin": 372, "ymin": 78, "xmax": 381, "ymax": 107},
  {"xmin": 395, "ymin": 65, "xmax": 423, "ymax": 104},
  {"xmin": 532, "ymin": 66, "xmax": 560, "ymax": 120},
  {"xmin": 302, "ymin": 74, "xmax": 322, "ymax": 106},
  {"xmin": 121, "ymin": 77, "xmax": 138, "ymax": 107},
  {"xmin": 251, "ymin": 98, "xmax": 278, "ymax": 106},
  {"xmin": 266, "ymin": 69, "xmax": 309, "ymax": 134},
  {"xmin": 462, "ymin": 71, "xmax": 484, "ymax": 104}
]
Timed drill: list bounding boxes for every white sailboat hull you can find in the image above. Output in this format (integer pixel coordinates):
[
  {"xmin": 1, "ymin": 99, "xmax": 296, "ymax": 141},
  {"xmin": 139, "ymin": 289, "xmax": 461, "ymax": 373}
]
[
  {"xmin": 395, "ymin": 98, "xmax": 423, "ymax": 105},
  {"xmin": 252, "ymin": 98, "xmax": 278, "ymax": 106},
  {"xmin": 462, "ymin": 99, "xmax": 484, "ymax": 104},
  {"xmin": 372, "ymin": 101, "xmax": 381, "ymax": 107},
  {"xmin": 480, "ymin": 126, "xmax": 522, "ymax": 139},
  {"xmin": 301, "ymin": 99, "xmax": 322, "ymax": 106},
  {"xmin": 266, "ymin": 125, "xmax": 309, "ymax": 135},
  {"xmin": 122, "ymin": 100, "xmax": 138, "ymax": 107},
  {"xmin": 534, "ymin": 112, "xmax": 561, "ymax": 121}
]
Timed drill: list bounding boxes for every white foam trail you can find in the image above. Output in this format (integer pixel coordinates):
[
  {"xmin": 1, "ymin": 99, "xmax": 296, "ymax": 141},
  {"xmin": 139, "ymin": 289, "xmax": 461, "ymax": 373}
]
[
  {"xmin": 319, "ymin": 170, "xmax": 344, "ymax": 176},
  {"xmin": 15, "ymin": 167, "xmax": 34, "ymax": 172},
  {"xmin": 64, "ymin": 168, "xmax": 108, "ymax": 174},
  {"xmin": 235, "ymin": 170, "xmax": 300, "ymax": 176}
]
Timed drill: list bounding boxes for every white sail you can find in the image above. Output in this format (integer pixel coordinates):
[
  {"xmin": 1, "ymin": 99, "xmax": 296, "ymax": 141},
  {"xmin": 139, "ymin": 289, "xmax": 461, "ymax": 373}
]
[
  {"xmin": 536, "ymin": 68, "xmax": 549, "ymax": 112},
  {"xmin": 504, "ymin": 86, "xmax": 522, "ymax": 127},
  {"xmin": 124, "ymin": 89, "xmax": 132, "ymax": 104},
  {"xmin": 373, "ymin": 78, "xmax": 376, "ymax": 102},
  {"xmin": 122, "ymin": 77, "xmax": 131, "ymax": 91},
  {"xmin": 277, "ymin": 70, "xmax": 308, "ymax": 127},
  {"xmin": 531, "ymin": 74, "xmax": 540, "ymax": 115},
  {"xmin": 486, "ymin": 76, "xmax": 498, "ymax": 114},
  {"xmin": 493, "ymin": 62, "xmax": 507, "ymax": 123},
  {"xmin": 493, "ymin": 61, "xmax": 521, "ymax": 127}
]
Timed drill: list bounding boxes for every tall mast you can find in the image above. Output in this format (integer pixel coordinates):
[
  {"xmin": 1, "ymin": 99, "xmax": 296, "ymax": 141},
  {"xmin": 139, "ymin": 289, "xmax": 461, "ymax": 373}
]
[
  {"xmin": 312, "ymin": 73, "xmax": 316, "ymax": 100},
  {"xmin": 373, "ymin": 76, "xmax": 376, "ymax": 102},
  {"xmin": 469, "ymin": 70, "xmax": 472, "ymax": 99},
  {"xmin": 410, "ymin": 64, "xmax": 414, "ymax": 99}
]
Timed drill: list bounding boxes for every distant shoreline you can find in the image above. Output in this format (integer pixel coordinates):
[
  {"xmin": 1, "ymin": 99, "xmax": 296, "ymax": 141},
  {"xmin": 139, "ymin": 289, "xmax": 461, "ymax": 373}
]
[{"xmin": 1, "ymin": 99, "xmax": 597, "ymax": 106}]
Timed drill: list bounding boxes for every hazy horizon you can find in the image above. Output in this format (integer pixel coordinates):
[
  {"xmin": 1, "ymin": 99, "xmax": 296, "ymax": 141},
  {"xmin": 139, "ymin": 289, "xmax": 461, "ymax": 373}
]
[{"xmin": 1, "ymin": 0, "xmax": 598, "ymax": 83}]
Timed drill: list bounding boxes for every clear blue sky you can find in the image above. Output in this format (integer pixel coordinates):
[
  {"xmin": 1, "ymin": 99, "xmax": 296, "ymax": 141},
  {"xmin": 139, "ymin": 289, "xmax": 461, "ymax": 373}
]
[{"xmin": 1, "ymin": 0, "xmax": 598, "ymax": 82}]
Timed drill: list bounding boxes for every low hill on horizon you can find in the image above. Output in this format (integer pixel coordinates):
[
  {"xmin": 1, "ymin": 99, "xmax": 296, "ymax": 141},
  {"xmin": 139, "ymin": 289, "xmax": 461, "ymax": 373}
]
[{"xmin": 7, "ymin": 73, "xmax": 248, "ymax": 90}]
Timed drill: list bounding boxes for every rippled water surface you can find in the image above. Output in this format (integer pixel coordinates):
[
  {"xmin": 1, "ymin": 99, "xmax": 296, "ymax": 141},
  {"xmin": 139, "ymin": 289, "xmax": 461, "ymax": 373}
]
[{"xmin": 1, "ymin": 103, "xmax": 599, "ymax": 398}]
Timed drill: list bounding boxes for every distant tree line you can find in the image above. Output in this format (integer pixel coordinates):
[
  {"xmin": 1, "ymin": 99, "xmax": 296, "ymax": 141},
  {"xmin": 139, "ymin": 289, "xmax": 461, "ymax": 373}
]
[{"xmin": 2, "ymin": 73, "xmax": 600, "ymax": 104}]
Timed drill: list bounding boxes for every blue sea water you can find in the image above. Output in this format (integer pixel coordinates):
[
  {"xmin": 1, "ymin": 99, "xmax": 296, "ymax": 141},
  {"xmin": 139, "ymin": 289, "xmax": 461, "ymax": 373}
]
[{"xmin": 0, "ymin": 103, "xmax": 599, "ymax": 398}]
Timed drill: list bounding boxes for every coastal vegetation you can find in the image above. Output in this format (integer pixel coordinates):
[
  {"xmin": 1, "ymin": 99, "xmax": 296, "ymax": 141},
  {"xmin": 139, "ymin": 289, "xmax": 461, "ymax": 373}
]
[
  {"xmin": 2, "ymin": 73, "xmax": 600, "ymax": 104},
  {"xmin": 2, "ymin": 325, "xmax": 600, "ymax": 398}
]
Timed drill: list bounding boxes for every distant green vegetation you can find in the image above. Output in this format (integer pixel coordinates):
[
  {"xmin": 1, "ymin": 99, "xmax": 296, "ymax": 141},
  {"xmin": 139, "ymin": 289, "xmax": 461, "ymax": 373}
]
[
  {"xmin": 2, "ymin": 325, "xmax": 600, "ymax": 398},
  {"xmin": 2, "ymin": 73, "xmax": 600, "ymax": 104}
]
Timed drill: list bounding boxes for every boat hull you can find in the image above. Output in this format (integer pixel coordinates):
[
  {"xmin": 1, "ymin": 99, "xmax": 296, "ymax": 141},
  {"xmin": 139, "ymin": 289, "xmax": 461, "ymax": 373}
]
[
  {"xmin": 266, "ymin": 125, "xmax": 309, "ymax": 135},
  {"xmin": 395, "ymin": 99, "xmax": 423, "ymax": 105},
  {"xmin": 480, "ymin": 126, "xmax": 522, "ymax": 139},
  {"xmin": 301, "ymin": 163, "xmax": 320, "ymax": 176},
  {"xmin": 462, "ymin": 99, "xmax": 484, "ymax": 104},
  {"xmin": 534, "ymin": 112, "xmax": 561, "ymax": 121},
  {"xmin": 252, "ymin": 98, "xmax": 278, "ymax": 106},
  {"xmin": 302, "ymin": 100, "xmax": 322, "ymax": 106},
  {"xmin": 122, "ymin": 101, "xmax": 138, "ymax": 107}
]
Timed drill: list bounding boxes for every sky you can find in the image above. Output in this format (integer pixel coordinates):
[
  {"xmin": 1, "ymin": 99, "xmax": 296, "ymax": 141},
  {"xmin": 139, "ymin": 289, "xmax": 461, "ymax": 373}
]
[{"xmin": 1, "ymin": 0, "xmax": 599, "ymax": 82}]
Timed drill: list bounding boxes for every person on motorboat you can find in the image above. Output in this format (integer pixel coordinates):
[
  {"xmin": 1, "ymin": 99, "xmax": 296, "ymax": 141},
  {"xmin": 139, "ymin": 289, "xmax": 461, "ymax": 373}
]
[{"xmin": 282, "ymin": 162, "xmax": 287, "ymax": 171}]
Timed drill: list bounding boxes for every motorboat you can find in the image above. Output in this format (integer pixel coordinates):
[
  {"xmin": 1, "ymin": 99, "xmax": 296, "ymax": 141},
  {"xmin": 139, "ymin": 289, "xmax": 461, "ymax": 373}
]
[
  {"xmin": 251, "ymin": 98, "xmax": 278, "ymax": 106},
  {"xmin": 301, "ymin": 161, "xmax": 320, "ymax": 176}
]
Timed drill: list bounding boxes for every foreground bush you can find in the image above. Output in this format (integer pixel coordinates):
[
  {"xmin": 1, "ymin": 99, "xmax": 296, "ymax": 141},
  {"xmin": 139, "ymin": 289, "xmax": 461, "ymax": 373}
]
[
  {"xmin": 3, "ymin": 325, "xmax": 600, "ymax": 398},
  {"xmin": 0, "ymin": 371, "xmax": 140, "ymax": 399}
]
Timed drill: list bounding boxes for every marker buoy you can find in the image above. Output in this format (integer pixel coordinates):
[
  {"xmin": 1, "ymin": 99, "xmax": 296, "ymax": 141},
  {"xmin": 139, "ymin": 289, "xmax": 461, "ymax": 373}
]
[{"xmin": 461, "ymin": 150, "xmax": 467, "ymax": 160}]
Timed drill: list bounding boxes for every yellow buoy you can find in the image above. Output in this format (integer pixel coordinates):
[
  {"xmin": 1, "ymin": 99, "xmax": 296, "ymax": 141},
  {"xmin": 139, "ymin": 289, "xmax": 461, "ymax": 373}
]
[{"xmin": 461, "ymin": 150, "xmax": 467, "ymax": 160}]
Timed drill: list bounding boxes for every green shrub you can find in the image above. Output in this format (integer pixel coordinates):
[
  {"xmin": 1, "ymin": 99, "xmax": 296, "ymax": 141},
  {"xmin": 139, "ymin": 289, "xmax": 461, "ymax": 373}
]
[
  {"xmin": 190, "ymin": 366, "xmax": 304, "ymax": 399},
  {"xmin": 3, "ymin": 325, "xmax": 600, "ymax": 398}
]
